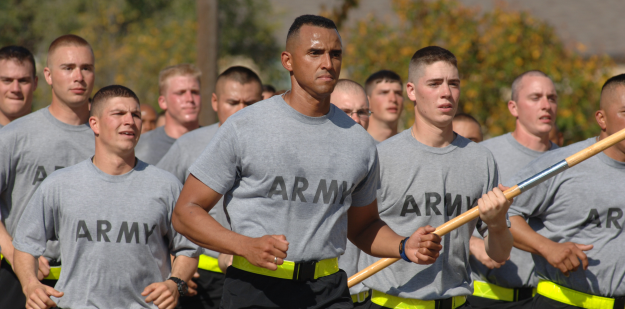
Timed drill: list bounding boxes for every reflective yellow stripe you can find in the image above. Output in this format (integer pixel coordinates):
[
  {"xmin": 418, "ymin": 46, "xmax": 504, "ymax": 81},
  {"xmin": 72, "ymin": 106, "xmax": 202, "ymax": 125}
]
[
  {"xmin": 537, "ymin": 280, "xmax": 617, "ymax": 309},
  {"xmin": 351, "ymin": 290, "xmax": 370, "ymax": 303},
  {"xmin": 370, "ymin": 290, "xmax": 466, "ymax": 309},
  {"xmin": 198, "ymin": 254, "xmax": 222, "ymax": 273},
  {"xmin": 473, "ymin": 280, "xmax": 515, "ymax": 301},
  {"xmin": 44, "ymin": 267, "xmax": 61, "ymax": 280},
  {"xmin": 2, "ymin": 254, "xmax": 61, "ymax": 280},
  {"xmin": 231, "ymin": 255, "xmax": 338, "ymax": 280}
]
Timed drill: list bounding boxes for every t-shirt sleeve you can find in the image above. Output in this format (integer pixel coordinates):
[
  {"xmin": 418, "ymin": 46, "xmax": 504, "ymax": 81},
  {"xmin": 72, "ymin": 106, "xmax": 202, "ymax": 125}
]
[
  {"xmin": 157, "ymin": 142, "xmax": 186, "ymax": 183},
  {"xmin": 350, "ymin": 147, "xmax": 380, "ymax": 207},
  {"xmin": 167, "ymin": 181, "xmax": 201, "ymax": 258},
  {"xmin": 188, "ymin": 121, "xmax": 240, "ymax": 195},
  {"xmin": 12, "ymin": 182, "xmax": 56, "ymax": 257},
  {"xmin": 0, "ymin": 130, "xmax": 16, "ymax": 198}
]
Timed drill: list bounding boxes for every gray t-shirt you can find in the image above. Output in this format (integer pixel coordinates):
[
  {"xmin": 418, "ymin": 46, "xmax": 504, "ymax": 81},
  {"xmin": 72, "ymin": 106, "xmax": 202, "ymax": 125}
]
[
  {"xmin": 13, "ymin": 159, "xmax": 201, "ymax": 309},
  {"xmin": 508, "ymin": 137, "xmax": 625, "ymax": 297},
  {"xmin": 0, "ymin": 107, "xmax": 94, "ymax": 260},
  {"xmin": 470, "ymin": 133, "xmax": 557, "ymax": 288},
  {"xmin": 359, "ymin": 130, "xmax": 498, "ymax": 300},
  {"xmin": 157, "ymin": 123, "xmax": 228, "ymax": 258},
  {"xmin": 135, "ymin": 126, "xmax": 176, "ymax": 165},
  {"xmin": 189, "ymin": 95, "xmax": 379, "ymax": 261}
]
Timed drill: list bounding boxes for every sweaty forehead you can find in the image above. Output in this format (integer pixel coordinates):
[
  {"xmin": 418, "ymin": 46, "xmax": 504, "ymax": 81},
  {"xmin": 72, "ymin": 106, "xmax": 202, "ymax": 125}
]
[
  {"xmin": 412, "ymin": 61, "xmax": 458, "ymax": 82},
  {"xmin": 287, "ymin": 25, "xmax": 342, "ymax": 51},
  {"xmin": 519, "ymin": 76, "xmax": 555, "ymax": 93}
]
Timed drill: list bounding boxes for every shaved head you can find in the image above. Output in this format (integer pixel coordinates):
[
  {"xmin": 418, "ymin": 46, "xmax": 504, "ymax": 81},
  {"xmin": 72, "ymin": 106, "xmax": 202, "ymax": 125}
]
[
  {"xmin": 511, "ymin": 70, "xmax": 550, "ymax": 102},
  {"xmin": 333, "ymin": 79, "xmax": 366, "ymax": 98},
  {"xmin": 600, "ymin": 74, "xmax": 625, "ymax": 110}
]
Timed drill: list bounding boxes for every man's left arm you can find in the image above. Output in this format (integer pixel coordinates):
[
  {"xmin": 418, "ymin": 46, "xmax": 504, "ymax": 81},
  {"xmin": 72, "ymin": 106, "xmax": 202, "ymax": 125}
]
[
  {"xmin": 142, "ymin": 255, "xmax": 198, "ymax": 309},
  {"xmin": 479, "ymin": 184, "xmax": 513, "ymax": 263}
]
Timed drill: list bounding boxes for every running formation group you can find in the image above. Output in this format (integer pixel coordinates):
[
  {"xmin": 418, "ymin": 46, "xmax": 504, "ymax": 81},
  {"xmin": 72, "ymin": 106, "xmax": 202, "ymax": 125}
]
[{"xmin": 0, "ymin": 14, "xmax": 623, "ymax": 309}]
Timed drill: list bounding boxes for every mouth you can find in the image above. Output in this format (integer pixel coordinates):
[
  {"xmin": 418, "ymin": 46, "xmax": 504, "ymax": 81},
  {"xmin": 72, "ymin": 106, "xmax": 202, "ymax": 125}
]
[
  {"xmin": 70, "ymin": 88, "xmax": 86, "ymax": 94},
  {"xmin": 386, "ymin": 107, "xmax": 398, "ymax": 113},
  {"xmin": 438, "ymin": 103, "xmax": 454, "ymax": 112},
  {"xmin": 119, "ymin": 131, "xmax": 136, "ymax": 137},
  {"xmin": 539, "ymin": 115, "xmax": 552, "ymax": 122},
  {"xmin": 317, "ymin": 74, "xmax": 334, "ymax": 81}
]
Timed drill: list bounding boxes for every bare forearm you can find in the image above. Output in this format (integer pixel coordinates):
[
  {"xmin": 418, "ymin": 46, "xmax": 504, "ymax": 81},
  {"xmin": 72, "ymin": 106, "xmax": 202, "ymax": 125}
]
[
  {"xmin": 13, "ymin": 250, "xmax": 39, "ymax": 290},
  {"xmin": 484, "ymin": 227, "xmax": 513, "ymax": 263},
  {"xmin": 349, "ymin": 218, "xmax": 402, "ymax": 258},
  {"xmin": 170, "ymin": 255, "xmax": 198, "ymax": 282},
  {"xmin": 172, "ymin": 203, "xmax": 251, "ymax": 256},
  {"xmin": 509, "ymin": 215, "xmax": 549, "ymax": 255},
  {"xmin": 0, "ymin": 223, "xmax": 14, "ymax": 263}
]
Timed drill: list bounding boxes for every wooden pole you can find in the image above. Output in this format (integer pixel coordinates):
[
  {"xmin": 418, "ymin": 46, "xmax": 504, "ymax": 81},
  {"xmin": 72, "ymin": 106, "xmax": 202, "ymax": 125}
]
[
  {"xmin": 196, "ymin": 0, "xmax": 219, "ymax": 126},
  {"xmin": 348, "ymin": 127, "xmax": 625, "ymax": 288}
]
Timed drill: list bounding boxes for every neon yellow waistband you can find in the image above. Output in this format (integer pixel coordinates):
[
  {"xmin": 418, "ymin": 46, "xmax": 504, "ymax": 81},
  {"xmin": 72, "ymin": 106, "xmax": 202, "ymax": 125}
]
[
  {"xmin": 351, "ymin": 290, "xmax": 370, "ymax": 303},
  {"xmin": 537, "ymin": 280, "xmax": 622, "ymax": 309},
  {"xmin": 1, "ymin": 254, "xmax": 60, "ymax": 280},
  {"xmin": 231, "ymin": 255, "xmax": 338, "ymax": 281},
  {"xmin": 472, "ymin": 280, "xmax": 536, "ymax": 302},
  {"xmin": 371, "ymin": 289, "xmax": 466, "ymax": 309},
  {"xmin": 198, "ymin": 254, "xmax": 222, "ymax": 273}
]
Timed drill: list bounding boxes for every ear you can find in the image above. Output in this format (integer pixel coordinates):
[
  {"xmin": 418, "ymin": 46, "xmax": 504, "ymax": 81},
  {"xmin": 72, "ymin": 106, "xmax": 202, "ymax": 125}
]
[
  {"xmin": 89, "ymin": 116, "xmax": 99, "ymax": 135},
  {"xmin": 33, "ymin": 76, "xmax": 39, "ymax": 91},
  {"xmin": 211, "ymin": 93, "xmax": 219, "ymax": 112},
  {"xmin": 596, "ymin": 109, "xmax": 608, "ymax": 131},
  {"xmin": 508, "ymin": 100, "xmax": 519, "ymax": 118},
  {"xmin": 158, "ymin": 95, "xmax": 167, "ymax": 111},
  {"xmin": 406, "ymin": 82, "xmax": 417, "ymax": 103},
  {"xmin": 281, "ymin": 51, "xmax": 293, "ymax": 72},
  {"xmin": 44, "ymin": 67, "xmax": 52, "ymax": 86}
]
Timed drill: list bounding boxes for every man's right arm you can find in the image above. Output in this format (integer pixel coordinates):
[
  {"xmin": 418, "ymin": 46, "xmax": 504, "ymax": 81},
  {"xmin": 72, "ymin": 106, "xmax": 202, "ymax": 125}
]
[
  {"xmin": 509, "ymin": 215, "xmax": 593, "ymax": 276},
  {"xmin": 13, "ymin": 250, "xmax": 63, "ymax": 309},
  {"xmin": 172, "ymin": 175, "xmax": 289, "ymax": 271},
  {"xmin": 0, "ymin": 222, "xmax": 14, "ymax": 264}
]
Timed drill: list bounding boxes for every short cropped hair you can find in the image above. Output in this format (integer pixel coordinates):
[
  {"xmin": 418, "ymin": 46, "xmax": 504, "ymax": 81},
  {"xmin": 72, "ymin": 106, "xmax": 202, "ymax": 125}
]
[
  {"xmin": 335, "ymin": 79, "xmax": 366, "ymax": 95},
  {"xmin": 453, "ymin": 113, "xmax": 480, "ymax": 126},
  {"xmin": 158, "ymin": 64, "xmax": 202, "ymax": 95},
  {"xmin": 263, "ymin": 84, "xmax": 276, "ymax": 93},
  {"xmin": 365, "ymin": 70, "xmax": 402, "ymax": 95},
  {"xmin": 408, "ymin": 46, "xmax": 457, "ymax": 83},
  {"xmin": 90, "ymin": 85, "xmax": 140, "ymax": 117},
  {"xmin": 47, "ymin": 34, "xmax": 93, "ymax": 66},
  {"xmin": 510, "ymin": 70, "xmax": 550, "ymax": 102},
  {"xmin": 287, "ymin": 15, "xmax": 338, "ymax": 44},
  {"xmin": 600, "ymin": 74, "xmax": 625, "ymax": 109},
  {"xmin": 0, "ymin": 46, "xmax": 37, "ymax": 78}
]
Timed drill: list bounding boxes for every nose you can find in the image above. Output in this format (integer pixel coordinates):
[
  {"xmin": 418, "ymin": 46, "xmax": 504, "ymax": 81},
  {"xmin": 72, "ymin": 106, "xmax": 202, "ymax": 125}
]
[
  {"xmin": 9, "ymin": 80, "xmax": 20, "ymax": 92},
  {"xmin": 321, "ymin": 53, "xmax": 332, "ymax": 70},
  {"xmin": 440, "ymin": 82, "xmax": 452, "ymax": 98},
  {"xmin": 539, "ymin": 97, "xmax": 552, "ymax": 110},
  {"xmin": 72, "ymin": 67, "xmax": 84, "ymax": 82}
]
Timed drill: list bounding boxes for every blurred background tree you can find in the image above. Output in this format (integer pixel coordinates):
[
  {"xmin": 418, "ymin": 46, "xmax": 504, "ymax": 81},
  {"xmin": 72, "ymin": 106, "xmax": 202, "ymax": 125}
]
[
  {"xmin": 342, "ymin": 0, "xmax": 614, "ymax": 144},
  {"xmin": 0, "ymin": 0, "xmax": 284, "ymax": 112}
]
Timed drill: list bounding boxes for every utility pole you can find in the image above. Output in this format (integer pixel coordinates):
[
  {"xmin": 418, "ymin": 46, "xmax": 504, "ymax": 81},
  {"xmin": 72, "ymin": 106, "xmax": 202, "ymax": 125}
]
[{"xmin": 196, "ymin": 0, "xmax": 219, "ymax": 125}]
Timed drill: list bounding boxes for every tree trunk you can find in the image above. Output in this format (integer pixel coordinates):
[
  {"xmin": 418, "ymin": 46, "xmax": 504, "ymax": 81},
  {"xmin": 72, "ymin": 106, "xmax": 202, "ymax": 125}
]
[{"xmin": 196, "ymin": 0, "xmax": 219, "ymax": 126}]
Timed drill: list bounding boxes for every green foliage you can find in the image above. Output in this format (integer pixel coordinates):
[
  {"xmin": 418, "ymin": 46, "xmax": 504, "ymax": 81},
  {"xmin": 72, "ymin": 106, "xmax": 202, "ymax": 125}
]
[
  {"xmin": 0, "ymin": 0, "xmax": 283, "ymax": 111},
  {"xmin": 343, "ymin": 0, "xmax": 614, "ymax": 143}
]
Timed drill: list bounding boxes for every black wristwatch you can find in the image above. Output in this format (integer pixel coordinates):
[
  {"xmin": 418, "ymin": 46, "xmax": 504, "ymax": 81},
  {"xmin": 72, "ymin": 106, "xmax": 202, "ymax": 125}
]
[{"xmin": 167, "ymin": 277, "xmax": 188, "ymax": 297}]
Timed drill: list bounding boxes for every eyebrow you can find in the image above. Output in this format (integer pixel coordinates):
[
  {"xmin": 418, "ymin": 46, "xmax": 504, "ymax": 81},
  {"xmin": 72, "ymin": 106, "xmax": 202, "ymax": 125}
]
[{"xmin": 426, "ymin": 78, "xmax": 460, "ymax": 83}]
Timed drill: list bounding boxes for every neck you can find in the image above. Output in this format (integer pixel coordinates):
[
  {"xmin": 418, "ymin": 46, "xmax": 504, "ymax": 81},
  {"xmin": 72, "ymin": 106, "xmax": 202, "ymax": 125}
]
[
  {"xmin": 511, "ymin": 123, "xmax": 551, "ymax": 152},
  {"xmin": 412, "ymin": 115, "xmax": 455, "ymax": 148},
  {"xmin": 92, "ymin": 146, "xmax": 136, "ymax": 175},
  {"xmin": 283, "ymin": 77, "xmax": 331, "ymax": 117},
  {"xmin": 0, "ymin": 112, "xmax": 10, "ymax": 126},
  {"xmin": 163, "ymin": 116, "xmax": 199, "ymax": 139},
  {"xmin": 49, "ymin": 96, "xmax": 90, "ymax": 125},
  {"xmin": 599, "ymin": 130, "xmax": 625, "ymax": 162},
  {"xmin": 367, "ymin": 116, "xmax": 398, "ymax": 142}
]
